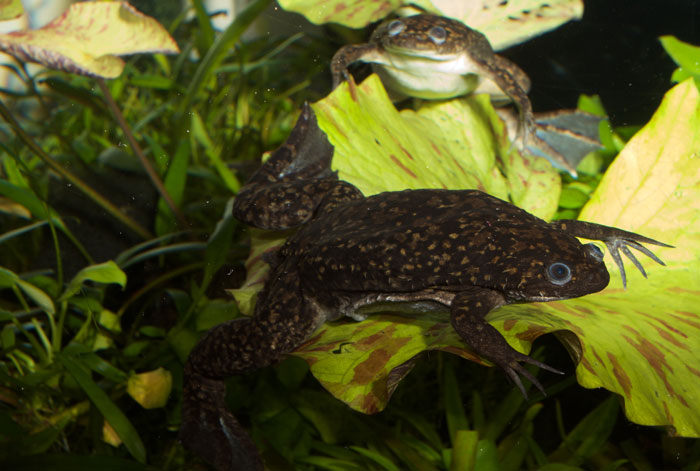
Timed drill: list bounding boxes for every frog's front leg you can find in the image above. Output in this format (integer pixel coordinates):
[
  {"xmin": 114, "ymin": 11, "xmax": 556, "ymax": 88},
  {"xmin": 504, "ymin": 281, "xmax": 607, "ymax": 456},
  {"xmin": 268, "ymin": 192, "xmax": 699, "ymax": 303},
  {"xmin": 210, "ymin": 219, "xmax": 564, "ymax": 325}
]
[
  {"xmin": 551, "ymin": 220, "xmax": 673, "ymax": 288},
  {"xmin": 450, "ymin": 287, "xmax": 563, "ymax": 397},
  {"xmin": 181, "ymin": 269, "xmax": 325, "ymax": 471},
  {"xmin": 331, "ymin": 44, "xmax": 381, "ymax": 89}
]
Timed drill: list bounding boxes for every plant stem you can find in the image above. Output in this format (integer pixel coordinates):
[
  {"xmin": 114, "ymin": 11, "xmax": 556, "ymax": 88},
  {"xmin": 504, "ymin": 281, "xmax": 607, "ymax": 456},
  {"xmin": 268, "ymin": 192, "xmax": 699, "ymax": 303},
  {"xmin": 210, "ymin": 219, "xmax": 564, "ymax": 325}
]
[
  {"xmin": 0, "ymin": 99, "xmax": 153, "ymax": 240},
  {"xmin": 97, "ymin": 78, "xmax": 189, "ymax": 231}
]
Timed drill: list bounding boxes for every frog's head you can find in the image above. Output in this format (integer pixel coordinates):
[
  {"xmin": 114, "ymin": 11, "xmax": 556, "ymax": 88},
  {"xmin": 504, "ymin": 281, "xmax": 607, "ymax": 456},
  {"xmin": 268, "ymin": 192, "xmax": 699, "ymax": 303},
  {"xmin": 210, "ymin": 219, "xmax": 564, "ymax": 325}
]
[
  {"xmin": 371, "ymin": 14, "xmax": 492, "ymax": 60},
  {"xmin": 494, "ymin": 228, "xmax": 610, "ymax": 302}
]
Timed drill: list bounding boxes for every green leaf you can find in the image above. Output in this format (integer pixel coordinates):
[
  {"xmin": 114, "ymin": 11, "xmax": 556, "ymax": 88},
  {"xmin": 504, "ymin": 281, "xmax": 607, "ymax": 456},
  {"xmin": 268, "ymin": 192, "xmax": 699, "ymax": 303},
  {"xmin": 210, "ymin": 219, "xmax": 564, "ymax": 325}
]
[
  {"xmin": 0, "ymin": 453, "xmax": 155, "ymax": 471},
  {"xmin": 0, "ymin": 179, "xmax": 66, "ymax": 231},
  {"xmin": 59, "ymin": 354, "xmax": 147, "ymax": 463},
  {"xmin": 549, "ymin": 395, "xmax": 618, "ymax": 465},
  {"xmin": 442, "ymin": 361, "xmax": 469, "ymax": 444},
  {"xmin": 0, "ymin": 267, "xmax": 55, "ymax": 315},
  {"xmin": 61, "ymin": 261, "xmax": 127, "ymax": 301},
  {"xmin": 177, "ymin": 0, "xmax": 272, "ymax": 122},
  {"xmin": 199, "ymin": 198, "xmax": 237, "ymax": 296},
  {"xmin": 349, "ymin": 446, "xmax": 400, "ymax": 470},
  {"xmin": 191, "ymin": 111, "xmax": 240, "ymax": 193},
  {"xmin": 154, "ymin": 139, "xmax": 189, "ymax": 236},
  {"xmin": 449, "ymin": 430, "xmax": 478, "ymax": 471},
  {"xmin": 660, "ymin": 36, "xmax": 700, "ymax": 76}
]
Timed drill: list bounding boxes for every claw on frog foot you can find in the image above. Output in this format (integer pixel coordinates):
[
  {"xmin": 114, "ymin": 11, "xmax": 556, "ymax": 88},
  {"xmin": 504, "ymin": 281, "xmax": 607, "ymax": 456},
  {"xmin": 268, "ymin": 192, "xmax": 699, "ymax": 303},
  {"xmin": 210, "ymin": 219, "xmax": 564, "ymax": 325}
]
[
  {"xmin": 605, "ymin": 238, "xmax": 671, "ymax": 288},
  {"xmin": 498, "ymin": 351, "xmax": 563, "ymax": 399},
  {"xmin": 549, "ymin": 220, "xmax": 673, "ymax": 288}
]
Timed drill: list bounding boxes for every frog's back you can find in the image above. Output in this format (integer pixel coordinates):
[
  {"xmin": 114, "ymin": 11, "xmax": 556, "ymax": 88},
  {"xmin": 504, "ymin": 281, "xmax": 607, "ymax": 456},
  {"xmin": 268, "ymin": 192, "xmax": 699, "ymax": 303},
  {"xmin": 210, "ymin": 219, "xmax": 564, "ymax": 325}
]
[
  {"xmin": 290, "ymin": 189, "xmax": 554, "ymax": 291},
  {"xmin": 306, "ymin": 189, "xmax": 545, "ymax": 243}
]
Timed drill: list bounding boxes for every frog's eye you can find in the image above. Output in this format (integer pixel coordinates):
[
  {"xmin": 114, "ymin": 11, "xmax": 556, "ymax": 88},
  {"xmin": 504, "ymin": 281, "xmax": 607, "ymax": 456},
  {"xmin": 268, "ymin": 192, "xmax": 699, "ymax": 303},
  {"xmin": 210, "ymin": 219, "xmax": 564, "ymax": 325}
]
[
  {"xmin": 586, "ymin": 243, "xmax": 604, "ymax": 262},
  {"xmin": 547, "ymin": 262, "xmax": 572, "ymax": 285},
  {"xmin": 428, "ymin": 26, "xmax": 447, "ymax": 44},
  {"xmin": 387, "ymin": 20, "xmax": 405, "ymax": 36}
]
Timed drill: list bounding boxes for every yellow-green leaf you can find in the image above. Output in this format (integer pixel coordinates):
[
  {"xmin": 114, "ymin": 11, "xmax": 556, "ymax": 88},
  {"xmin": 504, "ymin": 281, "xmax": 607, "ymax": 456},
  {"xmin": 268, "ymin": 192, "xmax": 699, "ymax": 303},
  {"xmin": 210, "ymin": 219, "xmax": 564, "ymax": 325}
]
[
  {"xmin": 315, "ymin": 74, "xmax": 560, "ymax": 219},
  {"xmin": 127, "ymin": 368, "xmax": 173, "ymax": 409},
  {"xmin": 277, "ymin": 0, "xmax": 582, "ymax": 50},
  {"xmin": 0, "ymin": 2, "xmax": 179, "ymax": 78},
  {"xmin": 294, "ymin": 79, "xmax": 700, "ymax": 436},
  {"xmin": 660, "ymin": 36, "xmax": 700, "ymax": 76},
  {"xmin": 0, "ymin": 0, "xmax": 23, "ymax": 21},
  {"xmin": 435, "ymin": 0, "xmax": 583, "ymax": 51},
  {"xmin": 62, "ymin": 261, "xmax": 127, "ymax": 301},
  {"xmin": 0, "ymin": 267, "xmax": 55, "ymax": 315},
  {"xmin": 277, "ymin": 0, "xmax": 399, "ymax": 28}
]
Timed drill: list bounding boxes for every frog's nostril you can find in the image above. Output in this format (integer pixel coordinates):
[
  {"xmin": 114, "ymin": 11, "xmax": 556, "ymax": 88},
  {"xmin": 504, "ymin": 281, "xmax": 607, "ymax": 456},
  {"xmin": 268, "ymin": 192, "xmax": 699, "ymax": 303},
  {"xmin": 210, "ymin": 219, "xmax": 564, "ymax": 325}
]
[
  {"xmin": 428, "ymin": 26, "xmax": 447, "ymax": 44},
  {"xmin": 388, "ymin": 20, "xmax": 405, "ymax": 36}
]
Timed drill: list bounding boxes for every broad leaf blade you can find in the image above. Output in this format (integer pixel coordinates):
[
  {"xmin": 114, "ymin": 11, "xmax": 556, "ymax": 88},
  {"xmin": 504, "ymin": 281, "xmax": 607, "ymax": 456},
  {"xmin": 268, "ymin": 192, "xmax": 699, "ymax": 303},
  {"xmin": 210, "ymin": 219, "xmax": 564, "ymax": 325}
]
[
  {"xmin": 0, "ymin": 267, "xmax": 55, "ymax": 315},
  {"xmin": 0, "ymin": 0, "xmax": 23, "ymax": 21},
  {"xmin": 59, "ymin": 354, "xmax": 147, "ymax": 463},
  {"xmin": 62, "ymin": 261, "xmax": 127, "ymax": 301},
  {"xmin": 296, "ymin": 79, "xmax": 700, "ymax": 436},
  {"xmin": 314, "ymin": 74, "xmax": 559, "ymax": 219},
  {"xmin": 277, "ymin": 0, "xmax": 582, "ymax": 50},
  {"xmin": 0, "ymin": 2, "xmax": 179, "ymax": 78}
]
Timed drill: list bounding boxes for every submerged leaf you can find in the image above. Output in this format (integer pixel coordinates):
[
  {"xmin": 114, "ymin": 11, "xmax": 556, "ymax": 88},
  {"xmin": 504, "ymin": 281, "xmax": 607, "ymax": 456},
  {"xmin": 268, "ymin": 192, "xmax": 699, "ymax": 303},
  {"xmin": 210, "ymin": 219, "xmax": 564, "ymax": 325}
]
[
  {"xmin": 0, "ymin": 0, "xmax": 23, "ymax": 21},
  {"xmin": 314, "ymin": 74, "xmax": 560, "ymax": 219},
  {"xmin": 127, "ymin": 368, "xmax": 173, "ymax": 409},
  {"xmin": 62, "ymin": 261, "xmax": 127, "ymax": 301},
  {"xmin": 294, "ymin": 80, "xmax": 700, "ymax": 437},
  {"xmin": 0, "ymin": 2, "xmax": 179, "ymax": 78},
  {"xmin": 233, "ymin": 71, "xmax": 698, "ymax": 436},
  {"xmin": 277, "ymin": 0, "xmax": 582, "ymax": 50}
]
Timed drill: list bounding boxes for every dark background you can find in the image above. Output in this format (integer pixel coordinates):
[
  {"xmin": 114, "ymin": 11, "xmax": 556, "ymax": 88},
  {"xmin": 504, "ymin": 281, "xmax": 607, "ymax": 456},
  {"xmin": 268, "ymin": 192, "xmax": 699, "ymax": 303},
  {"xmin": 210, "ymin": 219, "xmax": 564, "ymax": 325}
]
[{"xmin": 505, "ymin": 0, "xmax": 700, "ymax": 125}]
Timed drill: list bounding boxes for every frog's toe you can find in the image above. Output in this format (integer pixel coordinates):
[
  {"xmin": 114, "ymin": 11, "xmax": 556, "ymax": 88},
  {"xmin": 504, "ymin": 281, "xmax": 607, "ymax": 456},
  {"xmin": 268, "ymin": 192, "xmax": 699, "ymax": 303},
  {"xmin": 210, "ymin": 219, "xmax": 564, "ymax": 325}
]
[
  {"xmin": 604, "ymin": 237, "xmax": 671, "ymax": 289},
  {"xmin": 181, "ymin": 374, "xmax": 264, "ymax": 471},
  {"xmin": 494, "ymin": 350, "xmax": 563, "ymax": 399}
]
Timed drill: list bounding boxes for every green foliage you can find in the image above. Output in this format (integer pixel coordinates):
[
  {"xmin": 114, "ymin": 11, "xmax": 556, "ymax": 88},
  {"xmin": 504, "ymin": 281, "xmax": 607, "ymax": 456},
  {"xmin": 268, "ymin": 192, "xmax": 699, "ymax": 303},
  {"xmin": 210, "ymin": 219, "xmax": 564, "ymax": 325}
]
[{"xmin": 0, "ymin": 4, "xmax": 698, "ymax": 471}]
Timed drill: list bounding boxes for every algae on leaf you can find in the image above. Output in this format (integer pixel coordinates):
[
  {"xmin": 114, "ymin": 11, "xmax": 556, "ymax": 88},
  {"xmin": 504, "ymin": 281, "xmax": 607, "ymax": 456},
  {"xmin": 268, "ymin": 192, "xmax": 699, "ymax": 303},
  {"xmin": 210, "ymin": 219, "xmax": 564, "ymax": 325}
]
[{"xmin": 294, "ymin": 80, "xmax": 700, "ymax": 438}]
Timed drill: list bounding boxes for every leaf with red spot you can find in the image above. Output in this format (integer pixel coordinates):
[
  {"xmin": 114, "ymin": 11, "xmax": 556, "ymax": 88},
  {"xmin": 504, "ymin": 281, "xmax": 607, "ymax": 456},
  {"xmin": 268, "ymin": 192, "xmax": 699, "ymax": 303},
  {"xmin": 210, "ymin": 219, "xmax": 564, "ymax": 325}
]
[
  {"xmin": 276, "ymin": 0, "xmax": 583, "ymax": 51},
  {"xmin": 292, "ymin": 79, "xmax": 700, "ymax": 436},
  {"xmin": 0, "ymin": 2, "xmax": 179, "ymax": 78},
  {"xmin": 314, "ymin": 74, "xmax": 560, "ymax": 219},
  {"xmin": 0, "ymin": 0, "xmax": 24, "ymax": 21},
  {"xmin": 233, "ymin": 72, "xmax": 699, "ymax": 435}
]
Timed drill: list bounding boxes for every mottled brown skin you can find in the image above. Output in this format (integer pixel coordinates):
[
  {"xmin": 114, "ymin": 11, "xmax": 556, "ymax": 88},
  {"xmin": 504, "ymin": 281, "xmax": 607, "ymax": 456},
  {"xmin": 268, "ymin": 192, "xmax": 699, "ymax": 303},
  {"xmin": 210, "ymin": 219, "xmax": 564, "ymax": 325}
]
[
  {"xmin": 331, "ymin": 14, "xmax": 580, "ymax": 175},
  {"xmin": 331, "ymin": 15, "xmax": 533, "ymax": 136},
  {"xmin": 180, "ymin": 105, "xmax": 671, "ymax": 471}
]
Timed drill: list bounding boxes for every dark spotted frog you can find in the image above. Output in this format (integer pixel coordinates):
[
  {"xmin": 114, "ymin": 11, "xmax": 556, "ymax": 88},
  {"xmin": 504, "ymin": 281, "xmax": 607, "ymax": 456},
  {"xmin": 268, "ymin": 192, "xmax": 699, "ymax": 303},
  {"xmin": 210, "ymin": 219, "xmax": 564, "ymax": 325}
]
[
  {"xmin": 180, "ymin": 105, "xmax": 670, "ymax": 471},
  {"xmin": 331, "ymin": 14, "xmax": 583, "ymax": 175}
]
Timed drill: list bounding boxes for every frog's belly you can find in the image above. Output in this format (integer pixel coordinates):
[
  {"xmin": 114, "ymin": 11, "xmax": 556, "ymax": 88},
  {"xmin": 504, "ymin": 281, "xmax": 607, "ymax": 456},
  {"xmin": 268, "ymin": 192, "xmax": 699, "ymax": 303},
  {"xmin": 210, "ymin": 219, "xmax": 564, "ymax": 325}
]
[{"xmin": 372, "ymin": 61, "xmax": 479, "ymax": 100}]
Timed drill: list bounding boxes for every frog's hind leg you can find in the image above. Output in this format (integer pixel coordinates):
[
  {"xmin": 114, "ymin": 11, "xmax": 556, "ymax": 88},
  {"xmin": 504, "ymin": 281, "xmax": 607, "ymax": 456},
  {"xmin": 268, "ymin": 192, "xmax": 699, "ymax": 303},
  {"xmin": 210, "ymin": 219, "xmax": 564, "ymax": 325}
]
[{"xmin": 181, "ymin": 270, "xmax": 324, "ymax": 471}]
